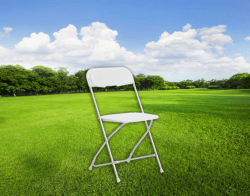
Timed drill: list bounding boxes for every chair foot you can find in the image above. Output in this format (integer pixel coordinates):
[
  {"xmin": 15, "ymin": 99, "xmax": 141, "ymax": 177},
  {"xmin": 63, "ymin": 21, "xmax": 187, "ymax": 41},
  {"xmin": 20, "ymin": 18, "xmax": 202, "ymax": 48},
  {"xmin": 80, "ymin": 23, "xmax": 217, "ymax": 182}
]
[
  {"xmin": 117, "ymin": 178, "xmax": 121, "ymax": 183},
  {"xmin": 89, "ymin": 166, "xmax": 93, "ymax": 171},
  {"xmin": 160, "ymin": 168, "xmax": 164, "ymax": 173}
]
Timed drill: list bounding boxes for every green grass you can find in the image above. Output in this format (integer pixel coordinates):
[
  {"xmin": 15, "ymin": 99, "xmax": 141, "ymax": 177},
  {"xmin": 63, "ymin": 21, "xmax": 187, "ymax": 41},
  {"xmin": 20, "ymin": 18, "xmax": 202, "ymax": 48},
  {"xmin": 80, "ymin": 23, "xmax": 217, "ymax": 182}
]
[{"xmin": 0, "ymin": 89, "xmax": 250, "ymax": 195}]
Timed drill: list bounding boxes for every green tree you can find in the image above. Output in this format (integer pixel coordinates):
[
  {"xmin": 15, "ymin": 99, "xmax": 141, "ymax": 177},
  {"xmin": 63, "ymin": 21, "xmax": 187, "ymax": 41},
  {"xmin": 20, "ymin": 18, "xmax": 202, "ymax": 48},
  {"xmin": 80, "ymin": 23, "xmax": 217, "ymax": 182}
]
[
  {"xmin": 145, "ymin": 75, "xmax": 165, "ymax": 90},
  {"xmin": 32, "ymin": 65, "xmax": 57, "ymax": 94},
  {"xmin": 67, "ymin": 75, "xmax": 78, "ymax": 92},
  {"xmin": 194, "ymin": 78, "xmax": 206, "ymax": 88},
  {"xmin": 242, "ymin": 74, "xmax": 250, "ymax": 89},
  {"xmin": 134, "ymin": 75, "xmax": 146, "ymax": 90},
  {"xmin": 57, "ymin": 67, "xmax": 69, "ymax": 93},
  {"xmin": 75, "ymin": 69, "xmax": 88, "ymax": 92},
  {"xmin": 0, "ymin": 65, "xmax": 33, "ymax": 96},
  {"xmin": 226, "ymin": 73, "xmax": 250, "ymax": 89},
  {"xmin": 0, "ymin": 82, "xmax": 7, "ymax": 96},
  {"xmin": 136, "ymin": 73, "xmax": 146, "ymax": 78},
  {"xmin": 177, "ymin": 80, "xmax": 193, "ymax": 89}
]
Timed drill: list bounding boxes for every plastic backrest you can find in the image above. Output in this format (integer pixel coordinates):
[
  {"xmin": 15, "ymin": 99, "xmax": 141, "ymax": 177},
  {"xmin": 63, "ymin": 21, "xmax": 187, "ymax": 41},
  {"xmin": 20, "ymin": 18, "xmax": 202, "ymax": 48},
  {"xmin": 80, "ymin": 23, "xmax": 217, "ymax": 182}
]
[{"xmin": 86, "ymin": 67, "xmax": 134, "ymax": 87}]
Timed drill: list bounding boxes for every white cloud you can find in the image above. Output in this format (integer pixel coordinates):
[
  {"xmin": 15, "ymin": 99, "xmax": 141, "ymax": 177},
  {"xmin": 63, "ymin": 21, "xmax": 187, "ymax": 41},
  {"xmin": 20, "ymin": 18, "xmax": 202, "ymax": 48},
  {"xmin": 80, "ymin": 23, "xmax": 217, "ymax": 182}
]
[
  {"xmin": 143, "ymin": 24, "xmax": 246, "ymax": 75},
  {"xmin": 182, "ymin": 23, "xmax": 192, "ymax": 32},
  {"xmin": 3, "ymin": 27, "xmax": 13, "ymax": 34},
  {"xmin": 0, "ymin": 46, "xmax": 10, "ymax": 57},
  {"xmin": 1, "ymin": 22, "xmax": 141, "ymax": 70},
  {"xmin": 15, "ymin": 32, "xmax": 51, "ymax": 53},
  {"xmin": 0, "ymin": 27, "xmax": 13, "ymax": 38},
  {"xmin": 245, "ymin": 37, "xmax": 250, "ymax": 41},
  {"xmin": 144, "ymin": 28, "xmax": 214, "ymax": 61},
  {"xmin": 80, "ymin": 22, "xmax": 118, "ymax": 42},
  {"xmin": 0, "ymin": 23, "xmax": 250, "ymax": 81},
  {"xmin": 200, "ymin": 33, "xmax": 232, "ymax": 46},
  {"xmin": 51, "ymin": 25, "xmax": 83, "ymax": 51},
  {"xmin": 198, "ymin": 25, "xmax": 227, "ymax": 36}
]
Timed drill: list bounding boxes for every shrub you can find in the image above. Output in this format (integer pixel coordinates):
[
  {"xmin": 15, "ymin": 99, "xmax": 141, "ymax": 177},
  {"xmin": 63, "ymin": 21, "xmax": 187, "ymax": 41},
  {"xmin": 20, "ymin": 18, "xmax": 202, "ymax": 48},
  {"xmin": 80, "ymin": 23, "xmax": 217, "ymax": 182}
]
[
  {"xmin": 159, "ymin": 86, "xmax": 169, "ymax": 90},
  {"xmin": 207, "ymin": 85, "xmax": 220, "ymax": 89},
  {"xmin": 171, "ymin": 86, "xmax": 180, "ymax": 90},
  {"xmin": 160, "ymin": 85, "xmax": 179, "ymax": 90},
  {"xmin": 186, "ymin": 85, "xmax": 195, "ymax": 89}
]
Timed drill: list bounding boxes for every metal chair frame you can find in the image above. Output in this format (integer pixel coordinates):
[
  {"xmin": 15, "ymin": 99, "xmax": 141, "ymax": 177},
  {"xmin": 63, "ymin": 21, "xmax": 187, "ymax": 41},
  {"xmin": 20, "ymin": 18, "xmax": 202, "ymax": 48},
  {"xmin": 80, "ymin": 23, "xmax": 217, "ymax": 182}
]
[{"xmin": 87, "ymin": 67, "xmax": 164, "ymax": 183}]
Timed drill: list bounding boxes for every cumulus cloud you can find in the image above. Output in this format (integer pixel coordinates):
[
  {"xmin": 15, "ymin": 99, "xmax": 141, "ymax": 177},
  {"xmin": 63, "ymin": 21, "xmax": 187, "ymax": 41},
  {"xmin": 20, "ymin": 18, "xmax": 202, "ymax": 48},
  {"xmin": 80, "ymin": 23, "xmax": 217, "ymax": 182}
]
[
  {"xmin": 245, "ymin": 37, "xmax": 250, "ymax": 41},
  {"xmin": 80, "ymin": 22, "xmax": 118, "ymax": 42},
  {"xmin": 143, "ymin": 23, "xmax": 242, "ymax": 74},
  {"xmin": 0, "ymin": 27, "xmax": 13, "ymax": 38},
  {"xmin": 144, "ymin": 27, "xmax": 214, "ymax": 61},
  {"xmin": 198, "ymin": 25, "xmax": 227, "ymax": 35},
  {"xmin": 182, "ymin": 23, "xmax": 192, "ymax": 32},
  {"xmin": 200, "ymin": 33, "xmax": 232, "ymax": 46},
  {"xmin": 51, "ymin": 25, "xmax": 83, "ymax": 51},
  {"xmin": 198, "ymin": 25, "xmax": 232, "ymax": 54},
  {"xmin": 15, "ymin": 32, "xmax": 51, "ymax": 53},
  {"xmin": 0, "ymin": 46, "xmax": 10, "ymax": 57},
  {"xmin": 1, "ymin": 22, "xmax": 144, "ymax": 70},
  {"xmin": 0, "ymin": 22, "xmax": 250, "ymax": 80}
]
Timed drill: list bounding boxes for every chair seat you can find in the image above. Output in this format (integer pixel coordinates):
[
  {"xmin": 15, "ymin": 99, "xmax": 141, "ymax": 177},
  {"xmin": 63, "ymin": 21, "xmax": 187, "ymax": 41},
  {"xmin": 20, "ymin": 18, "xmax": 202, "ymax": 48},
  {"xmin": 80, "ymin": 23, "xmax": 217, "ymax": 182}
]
[{"xmin": 101, "ymin": 112, "xmax": 159, "ymax": 123}]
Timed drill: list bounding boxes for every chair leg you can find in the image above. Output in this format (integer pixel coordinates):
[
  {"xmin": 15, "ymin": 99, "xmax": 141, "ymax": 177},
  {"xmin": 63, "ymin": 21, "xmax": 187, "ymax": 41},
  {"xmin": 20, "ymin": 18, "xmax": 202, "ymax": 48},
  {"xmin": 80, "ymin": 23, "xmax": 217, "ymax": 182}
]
[
  {"xmin": 127, "ymin": 120, "xmax": 164, "ymax": 173},
  {"xmin": 148, "ymin": 130, "xmax": 164, "ymax": 173},
  {"xmin": 105, "ymin": 137, "xmax": 121, "ymax": 183},
  {"xmin": 91, "ymin": 120, "xmax": 121, "ymax": 183},
  {"xmin": 127, "ymin": 120, "xmax": 153, "ymax": 162},
  {"xmin": 89, "ymin": 123, "xmax": 126, "ymax": 171}
]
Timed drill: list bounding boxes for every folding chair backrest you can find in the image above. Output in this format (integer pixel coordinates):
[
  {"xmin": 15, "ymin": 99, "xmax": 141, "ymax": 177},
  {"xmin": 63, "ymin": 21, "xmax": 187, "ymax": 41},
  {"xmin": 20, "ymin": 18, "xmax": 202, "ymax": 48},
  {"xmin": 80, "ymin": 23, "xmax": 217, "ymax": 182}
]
[
  {"xmin": 86, "ymin": 66, "xmax": 144, "ymax": 116},
  {"xmin": 86, "ymin": 67, "xmax": 134, "ymax": 88}
]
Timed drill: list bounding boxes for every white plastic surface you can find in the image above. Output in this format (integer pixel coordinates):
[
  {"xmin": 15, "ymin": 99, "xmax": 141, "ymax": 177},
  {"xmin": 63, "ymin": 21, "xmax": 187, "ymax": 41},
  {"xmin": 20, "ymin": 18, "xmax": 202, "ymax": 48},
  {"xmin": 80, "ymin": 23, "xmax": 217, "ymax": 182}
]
[
  {"xmin": 101, "ymin": 112, "xmax": 159, "ymax": 123},
  {"xmin": 86, "ymin": 67, "xmax": 134, "ymax": 87},
  {"xmin": 87, "ymin": 66, "xmax": 164, "ymax": 183}
]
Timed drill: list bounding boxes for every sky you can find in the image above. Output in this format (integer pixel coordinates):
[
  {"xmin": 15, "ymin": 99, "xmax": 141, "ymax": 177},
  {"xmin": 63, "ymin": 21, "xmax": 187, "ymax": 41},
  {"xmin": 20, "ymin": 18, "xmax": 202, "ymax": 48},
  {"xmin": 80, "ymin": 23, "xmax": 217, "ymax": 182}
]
[{"xmin": 0, "ymin": 0, "xmax": 250, "ymax": 82}]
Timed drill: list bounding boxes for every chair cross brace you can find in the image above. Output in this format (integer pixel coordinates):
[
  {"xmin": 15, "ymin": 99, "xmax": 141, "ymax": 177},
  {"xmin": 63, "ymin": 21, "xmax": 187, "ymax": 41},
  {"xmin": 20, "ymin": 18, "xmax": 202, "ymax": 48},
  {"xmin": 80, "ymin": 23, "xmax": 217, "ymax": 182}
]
[{"xmin": 89, "ymin": 120, "xmax": 163, "ymax": 183}]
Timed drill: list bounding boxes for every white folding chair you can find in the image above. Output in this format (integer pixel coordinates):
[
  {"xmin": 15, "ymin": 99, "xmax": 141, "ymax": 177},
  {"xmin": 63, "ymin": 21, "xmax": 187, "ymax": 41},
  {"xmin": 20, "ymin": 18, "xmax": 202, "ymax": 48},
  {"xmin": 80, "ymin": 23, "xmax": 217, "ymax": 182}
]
[{"xmin": 86, "ymin": 66, "xmax": 164, "ymax": 183}]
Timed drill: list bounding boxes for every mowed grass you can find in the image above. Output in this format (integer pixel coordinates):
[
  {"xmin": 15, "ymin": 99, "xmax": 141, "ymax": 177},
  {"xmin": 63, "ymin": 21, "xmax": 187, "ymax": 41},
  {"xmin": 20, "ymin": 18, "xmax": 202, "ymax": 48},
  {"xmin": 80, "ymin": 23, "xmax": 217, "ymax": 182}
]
[{"xmin": 0, "ymin": 89, "xmax": 250, "ymax": 195}]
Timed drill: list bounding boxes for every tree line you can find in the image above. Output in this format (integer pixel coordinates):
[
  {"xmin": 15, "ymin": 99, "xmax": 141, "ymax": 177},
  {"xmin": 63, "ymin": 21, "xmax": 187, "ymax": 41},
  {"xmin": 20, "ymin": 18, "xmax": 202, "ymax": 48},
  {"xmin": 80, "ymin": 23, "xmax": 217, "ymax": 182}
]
[
  {"xmin": 0, "ymin": 65, "xmax": 249, "ymax": 96},
  {"xmin": 167, "ymin": 72, "xmax": 250, "ymax": 89},
  {"xmin": 0, "ymin": 65, "xmax": 167, "ymax": 96}
]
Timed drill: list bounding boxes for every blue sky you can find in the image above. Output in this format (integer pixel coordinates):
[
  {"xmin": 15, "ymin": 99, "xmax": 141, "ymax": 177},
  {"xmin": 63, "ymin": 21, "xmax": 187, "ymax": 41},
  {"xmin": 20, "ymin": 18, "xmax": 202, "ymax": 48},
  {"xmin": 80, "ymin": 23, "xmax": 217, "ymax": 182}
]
[{"xmin": 1, "ymin": 0, "xmax": 250, "ymax": 81}]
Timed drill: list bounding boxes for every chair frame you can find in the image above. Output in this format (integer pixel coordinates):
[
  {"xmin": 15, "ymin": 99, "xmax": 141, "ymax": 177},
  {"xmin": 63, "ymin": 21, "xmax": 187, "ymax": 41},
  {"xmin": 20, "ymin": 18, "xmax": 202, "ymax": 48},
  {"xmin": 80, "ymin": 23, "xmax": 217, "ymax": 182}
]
[{"xmin": 87, "ymin": 67, "xmax": 164, "ymax": 183}]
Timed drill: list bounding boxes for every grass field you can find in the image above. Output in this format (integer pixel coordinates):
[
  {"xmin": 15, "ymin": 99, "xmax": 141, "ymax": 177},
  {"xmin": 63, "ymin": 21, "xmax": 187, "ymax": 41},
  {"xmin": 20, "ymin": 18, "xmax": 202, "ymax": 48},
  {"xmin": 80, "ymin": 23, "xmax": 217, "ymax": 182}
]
[{"xmin": 0, "ymin": 89, "xmax": 250, "ymax": 195}]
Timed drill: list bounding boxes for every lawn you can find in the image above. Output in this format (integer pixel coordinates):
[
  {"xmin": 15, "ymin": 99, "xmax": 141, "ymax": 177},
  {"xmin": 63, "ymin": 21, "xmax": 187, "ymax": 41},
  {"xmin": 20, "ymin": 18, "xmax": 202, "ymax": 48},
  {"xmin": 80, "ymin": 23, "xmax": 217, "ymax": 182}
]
[{"xmin": 0, "ymin": 89, "xmax": 249, "ymax": 195}]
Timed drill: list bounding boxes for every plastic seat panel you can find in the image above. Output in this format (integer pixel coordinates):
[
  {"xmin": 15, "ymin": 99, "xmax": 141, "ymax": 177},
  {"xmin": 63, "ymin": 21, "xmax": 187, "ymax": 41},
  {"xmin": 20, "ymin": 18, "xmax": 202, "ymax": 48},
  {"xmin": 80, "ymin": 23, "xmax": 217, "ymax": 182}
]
[{"xmin": 101, "ymin": 112, "xmax": 159, "ymax": 123}]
